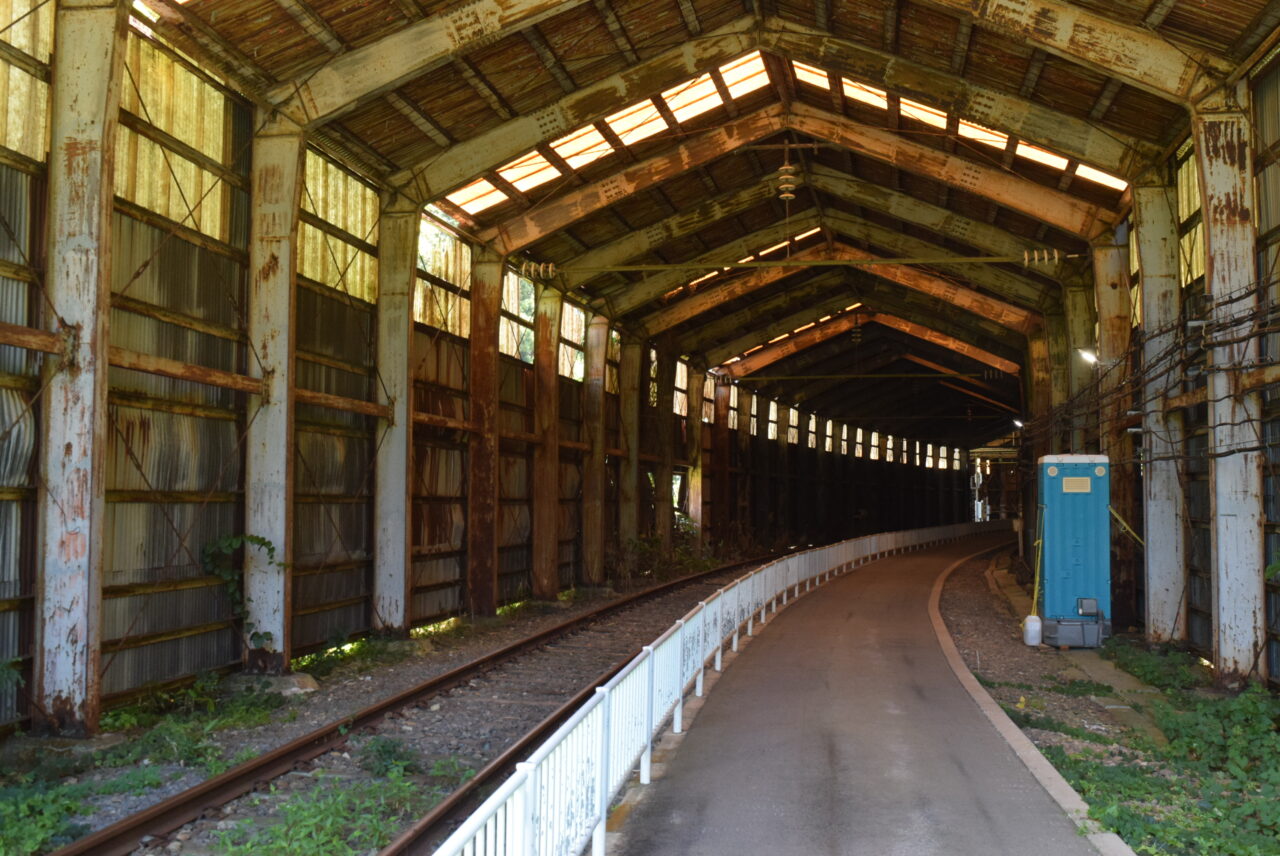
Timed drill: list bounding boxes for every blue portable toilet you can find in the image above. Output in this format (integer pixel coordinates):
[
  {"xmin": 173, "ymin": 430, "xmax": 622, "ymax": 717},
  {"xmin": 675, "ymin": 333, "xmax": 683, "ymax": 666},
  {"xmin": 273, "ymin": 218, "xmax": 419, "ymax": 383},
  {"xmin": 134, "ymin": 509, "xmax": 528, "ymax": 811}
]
[{"xmin": 1038, "ymin": 455, "xmax": 1111, "ymax": 647}]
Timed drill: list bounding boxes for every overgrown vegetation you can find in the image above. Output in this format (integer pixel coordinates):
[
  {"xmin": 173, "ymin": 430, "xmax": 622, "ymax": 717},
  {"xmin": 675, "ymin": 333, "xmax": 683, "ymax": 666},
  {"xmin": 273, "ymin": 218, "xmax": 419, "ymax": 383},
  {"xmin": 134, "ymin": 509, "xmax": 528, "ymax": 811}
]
[
  {"xmin": 201, "ymin": 534, "xmax": 282, "ymax": 650},
  {"xmin": 0, "ymin": 673, "xmax": 288, "ymax": 855},
  {"xmin": 611, "ymin": 516, "xmax": 716, "ymax": 587},
  {"xmin": 215, "ymin": 753, "xmax": 475, "ymax": 855},
  {"xmin": 290, "ymin": 632, "xmax": 416, "ymax": 678},
  {"xmin": 1001, "ymin": 706, "xmax": 1116, "ymax": 746},
  {"xmin": 214, "ymin": 769, "xmax": 429, "ymax": 856},
  {"xmin": 1100, "ymin": 637, "xmax": 1211, "ymax": 691},
  {"xmin": 1040, "ymin": 640, "xmax": 1279, "ymax": 855}
]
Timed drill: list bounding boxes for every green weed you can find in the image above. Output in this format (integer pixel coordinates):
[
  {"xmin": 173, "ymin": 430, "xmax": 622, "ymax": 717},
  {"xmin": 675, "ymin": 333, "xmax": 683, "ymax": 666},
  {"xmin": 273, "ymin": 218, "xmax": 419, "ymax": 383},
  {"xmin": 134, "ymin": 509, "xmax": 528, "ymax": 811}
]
[
  {"xmin": 215, "ymin": 769, "xmax": 435, "ymax": 855},
  {"xmin": 291, "ymin": 633, "xmax": 411, "ymax": 678},
  {"xmin": 1001, "ymin": 706, "xmax": 1115, "ymax": 745},
  {"xmin": 1101, "ymin": 637, "xmax": 1210, "ymax": 691},
  {"xmin": 357, "ymin": 736, "xmax": 421, "ymax": 777}
]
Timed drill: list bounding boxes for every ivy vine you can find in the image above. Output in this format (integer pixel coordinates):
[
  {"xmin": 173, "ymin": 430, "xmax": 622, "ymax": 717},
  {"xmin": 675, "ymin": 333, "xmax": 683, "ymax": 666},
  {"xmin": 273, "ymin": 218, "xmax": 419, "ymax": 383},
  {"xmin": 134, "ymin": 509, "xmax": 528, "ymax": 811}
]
[{"xmin": 201, "ymin": 534, "xmax": 281, "ymax": 650}]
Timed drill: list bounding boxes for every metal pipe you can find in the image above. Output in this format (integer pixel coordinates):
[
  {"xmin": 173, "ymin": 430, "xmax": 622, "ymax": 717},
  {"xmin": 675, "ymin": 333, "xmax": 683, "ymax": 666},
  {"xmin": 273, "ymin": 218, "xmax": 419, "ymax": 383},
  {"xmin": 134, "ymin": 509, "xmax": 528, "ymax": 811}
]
[{"xmin": 557, "ymin": 252, "xmax": 1080, "ymax": 274}]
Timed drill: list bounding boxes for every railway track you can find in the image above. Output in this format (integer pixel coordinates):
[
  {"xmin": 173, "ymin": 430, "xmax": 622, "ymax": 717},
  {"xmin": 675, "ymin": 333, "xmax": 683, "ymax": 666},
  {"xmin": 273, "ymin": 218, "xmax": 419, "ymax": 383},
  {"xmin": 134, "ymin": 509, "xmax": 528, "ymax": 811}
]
[{"xmin": 50, "ymin": 557, "xmax": 772, "ymax": 856}]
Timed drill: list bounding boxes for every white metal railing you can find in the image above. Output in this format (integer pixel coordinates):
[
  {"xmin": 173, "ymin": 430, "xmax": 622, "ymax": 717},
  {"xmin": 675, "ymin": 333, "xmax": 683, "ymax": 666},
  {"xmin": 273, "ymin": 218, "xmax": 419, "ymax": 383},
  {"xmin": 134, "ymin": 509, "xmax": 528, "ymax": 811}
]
[{"xmin": 430, "ymin": 520, "xmax": 1012, "ymax": 856}]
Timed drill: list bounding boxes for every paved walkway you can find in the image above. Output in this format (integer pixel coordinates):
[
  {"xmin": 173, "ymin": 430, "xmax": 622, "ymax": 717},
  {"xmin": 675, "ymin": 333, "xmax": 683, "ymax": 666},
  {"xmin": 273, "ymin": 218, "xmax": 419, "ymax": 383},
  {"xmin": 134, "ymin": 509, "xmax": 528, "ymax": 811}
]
[{"xmin": 614, "ymin": 536, "xmax": 1102, "ymax": 856}]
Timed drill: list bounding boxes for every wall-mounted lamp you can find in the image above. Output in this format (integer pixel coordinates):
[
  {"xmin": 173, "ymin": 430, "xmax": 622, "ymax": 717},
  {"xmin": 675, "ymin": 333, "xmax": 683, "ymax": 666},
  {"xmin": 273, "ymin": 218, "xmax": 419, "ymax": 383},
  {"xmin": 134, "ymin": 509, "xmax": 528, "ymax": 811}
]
[{"xmin": 1078, "ymin": 349, "xmax": 1099, "ymax": 365}]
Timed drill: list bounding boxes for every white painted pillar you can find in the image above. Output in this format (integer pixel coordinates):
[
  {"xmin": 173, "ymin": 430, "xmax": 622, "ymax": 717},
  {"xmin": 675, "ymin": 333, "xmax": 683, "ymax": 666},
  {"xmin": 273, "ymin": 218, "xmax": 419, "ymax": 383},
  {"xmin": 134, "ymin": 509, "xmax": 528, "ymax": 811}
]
[
  {"xmin": 35, "ymin": 0, "xmax": 128, "ymax": 733},
  {"xmin": 373, "ymin": 192, "xmax": 419, "ymax": 632},
  {"xmin": 1193, "ymin": 95, "xmax": 1267, "ymax": 680},
  {"xmin": 581, "ymin": 314, "xmax": 609, "ymax": 585},
  {"xmin": 245, "ymin": 113, "xmax": 305, "ymax": 672},
  {"xmin": 1133, "ymin": 181, "xmax": 1187, "ymax": 643},
  {"xmin": 686, "ymin": 368, "xmax": 705, "ymax": 547}
]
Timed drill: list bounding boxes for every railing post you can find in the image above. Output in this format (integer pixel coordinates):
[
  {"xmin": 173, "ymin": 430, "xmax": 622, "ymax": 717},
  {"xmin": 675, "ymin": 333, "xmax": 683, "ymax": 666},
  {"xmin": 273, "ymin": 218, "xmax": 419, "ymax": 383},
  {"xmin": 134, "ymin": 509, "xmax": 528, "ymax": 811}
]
[
  {"xmin": 592, "ymin": 687, "xmax": 611, "ymax": 856},
  {"xmin": 641, "ymin": 647, "xmax": 654, "ymax": 784},
  {"xmin": 714, "ymin": 596, "xmax": 723, "ymax": 671},
  {"xmin": 674, "ymin": 620, "xmax": 685, "ymax": 734},
  {"xmin": 517, "ymin": 760, "xmax": 537, "ymax": 856}
]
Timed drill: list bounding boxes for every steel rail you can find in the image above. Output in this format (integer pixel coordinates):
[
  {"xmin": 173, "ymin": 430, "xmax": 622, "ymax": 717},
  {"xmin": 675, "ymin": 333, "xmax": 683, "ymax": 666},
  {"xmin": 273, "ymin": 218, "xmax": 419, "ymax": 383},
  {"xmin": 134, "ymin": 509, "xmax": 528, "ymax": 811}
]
[{"xmin": 48, "ymin": 555, "xmax": 773, "ymax": 856}]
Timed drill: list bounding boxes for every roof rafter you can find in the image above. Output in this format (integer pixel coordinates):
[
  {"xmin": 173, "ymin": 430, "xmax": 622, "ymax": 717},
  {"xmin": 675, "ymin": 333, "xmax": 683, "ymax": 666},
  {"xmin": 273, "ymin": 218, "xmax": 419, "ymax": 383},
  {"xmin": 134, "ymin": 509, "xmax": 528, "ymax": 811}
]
[
  {"xmin": 597, "ymin": 212, "xmax": 823, "ymax": 316},
  {"xmin": 924, "ymin": 0, "xmax": 1232, "ymax": 103},
  {"xmin": 787, "ymin": 103, "xmax": 1119, "ymax": 239},
  {"xmin": 267, "ymin": 0, "xmax": 592, "ymax": 127}
]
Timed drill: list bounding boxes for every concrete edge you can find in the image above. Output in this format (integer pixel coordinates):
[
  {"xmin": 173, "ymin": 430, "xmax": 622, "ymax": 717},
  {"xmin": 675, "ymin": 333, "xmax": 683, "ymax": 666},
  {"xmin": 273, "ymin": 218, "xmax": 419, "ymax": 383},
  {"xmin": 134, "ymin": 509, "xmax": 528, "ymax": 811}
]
[{"xmin": 927, "ymin": 544, "xmax": 1137, "ymax": 856}]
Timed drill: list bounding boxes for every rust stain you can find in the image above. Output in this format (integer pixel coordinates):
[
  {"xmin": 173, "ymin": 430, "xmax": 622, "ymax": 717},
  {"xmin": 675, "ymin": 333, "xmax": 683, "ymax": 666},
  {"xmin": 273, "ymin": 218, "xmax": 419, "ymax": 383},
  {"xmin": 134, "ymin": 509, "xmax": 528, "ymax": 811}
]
[{"xmin": 258, "ymin": 251, "xmax": 281, "ymax": 282}]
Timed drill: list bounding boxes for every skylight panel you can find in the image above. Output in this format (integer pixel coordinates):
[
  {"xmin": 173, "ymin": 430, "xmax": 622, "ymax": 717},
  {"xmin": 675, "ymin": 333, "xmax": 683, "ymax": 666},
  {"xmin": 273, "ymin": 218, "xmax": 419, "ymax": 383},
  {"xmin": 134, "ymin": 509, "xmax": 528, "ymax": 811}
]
[
  {"xmin": 758, "ymin": 241, "xmax": 790, "ymax": 255},
  {"xmin": 957, "ymin": 119, "xmax": 1007, "ymax": 149},
  {"xmin": 550, "ymin": 125, "xmax": 613, "ymax": 170},
  {"xmin": 606, "ymin": 99, "xmax": 668, "ymax": 146},
  {"xmin": 1016, "ymin": 142, "xmax": 1069, "ymax": 170},
  {"xmin": 663, "ymin": 74, "xmax": 723, "ymax": 123},
  {"xmin": 842, "ymin": 78, "xmax": 887, "ymax": 109},
  {"xmin": 794, "ymin": 226, "xmax": 822, "ymax": 240},
  {"xmin": 446, "ymin": 178, "xmax": 508, "ymax": 214},
  {"xmin": 791, "ymin": 60, "xmax": 830, "ymax": 90},
  {"xmin": 688, "ymin": 271, "xmax": 718, "ymax": 287},
  {"xmin": 1075, "ymin": 163, "xmax": 1128, "ymax": 191},
  {"xmin": 719, "ymin": 51, "xmax": 770, "ymax": 98},
  {"xmin": 900, "ymin": 98, "xmax": 947, "ymax": 129},
  {"xmin": 793, "ymin": 322, "xmax": 815, "ymax": 333},
  {"xmin": 497, "ymin": 150, "xmax": 561, "ymax": 192},
  {"xmin": 768, "ymin": 332, "xmax": 790, "ymax": 344}
]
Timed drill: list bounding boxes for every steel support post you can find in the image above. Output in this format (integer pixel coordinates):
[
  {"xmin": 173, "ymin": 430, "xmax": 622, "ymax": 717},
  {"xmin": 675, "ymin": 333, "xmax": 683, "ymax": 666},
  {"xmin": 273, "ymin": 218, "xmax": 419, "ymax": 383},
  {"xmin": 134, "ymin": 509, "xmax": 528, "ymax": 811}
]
[
  {"xmin": 244, "ymin": 112, "xmax": 306, "ymax": 673},
  {"xmin": 1093, "ymin": 240, "xmax": 1138, "ymax": 623},
  {"xmin": 467, "ymin": 248, "xmax": 504, "ymax": 615},
  {"xmin": 35, "ymin": 0, "xmax": 128, "ymax": 733},
  {"xmin": 1133, "ymin": 182, "xmax": 1187, "ymax": 643},
  {"xmin": 655, "ymin": 349, "xmax": 677, "ymax": 556},
  {"xmin": 531, "ymin": 285, "xmax": 562, "ymax": 599},
  {"xmin": 686, "ymin": 369, "xmax": 705, "ymax": 548},
  {"xmin": 1194, "ymin": 97, "xmax": 1266, "ymax": 679},
  {"xmin": 736, "ymin": 387, "xmax": 752, "ymax": 529},
  {"xmin": 373, "ymin": 192, "xmax": 419, "ymax": 632},
  {"xmin": 712, "ymin": 379, "xmax": 732, "ymax": 545},
  {"xmin": 582, "ymin": 313, "xmax": 609, "ymax": 585},
  {"xmin": 618, "ymin": 339, "xmax": 642, "ymax": 547},
  {"xmin": 1065, "ymin": 281, "xmax": 1098, "ymax": 452},
  {"xmin": 1046, "ymin": 311, "xmax": 1071, "ymax": 453}
]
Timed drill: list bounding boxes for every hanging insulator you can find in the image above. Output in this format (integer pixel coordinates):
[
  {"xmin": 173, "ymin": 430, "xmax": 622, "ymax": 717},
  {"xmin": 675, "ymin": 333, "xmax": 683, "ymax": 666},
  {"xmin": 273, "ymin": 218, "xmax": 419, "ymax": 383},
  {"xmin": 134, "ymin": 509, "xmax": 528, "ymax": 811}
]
[
  {"xmin": 520, "ymin": 260, "xmax": 557, "ymax": 280},
  {"xmin": 779, "ymin": 190, "xmax": 796, "ymax": 201}
]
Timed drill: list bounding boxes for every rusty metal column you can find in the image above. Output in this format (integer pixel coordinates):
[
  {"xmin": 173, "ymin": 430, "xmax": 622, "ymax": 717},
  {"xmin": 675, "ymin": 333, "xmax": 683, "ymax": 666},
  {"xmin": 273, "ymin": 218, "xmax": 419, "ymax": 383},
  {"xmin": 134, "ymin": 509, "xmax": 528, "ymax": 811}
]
[
  {"xmin": 686, "ymin": 368, "xmax": 705, "ymax": 548},
  {"xmin": 1065, "ymin": 281, "xmax": 1097, "ymax": 451},
  {"xmin": 712, "ymin": 378, "xmax": 732, "ymax": 545},
  {"xmin": 244, "ymin": 113, "xmax": 305, "ymax": 674},
  {"xmin": 618, "ymin": 339, "xmax": 642, "ymax": 548},
  {"xmin": 654, "ymin": 349, "xmax": 676, "ymax": 556},
  {"xmin": 1093, "ymin": 239, "xmax": 1137, "ymax": 623},
  {"xmin": 531, "ymin": 285, "xmax": 562, "ymax": 600},
  {"xmin": 1194, "ymin": 95, "xmax": 1265, "ymax": 679},
  {"xmin": 1133, "ymin": 180, "xmax": 1187, "ymax": 643},
  {"xmin": 1046, "ymin": 311, "xmax": 1071, "ymax": 453},
  {"xmin": 581, "ymin": 313, "xmax": 609, "ymax": 585},
  {"xmin": 373, "ymin": 192, "xmax": 419, "ymax": 632},
  {"xmin": 736, "ymin": 387, "xmax": 752, "ymax": 529},
  {"xmin": 467, "ymin": 248, "xmax": 503, "ymax": 615},
  {"xmin": 35, "ymin": 0, "xmax": 128, "ymax": 733}
]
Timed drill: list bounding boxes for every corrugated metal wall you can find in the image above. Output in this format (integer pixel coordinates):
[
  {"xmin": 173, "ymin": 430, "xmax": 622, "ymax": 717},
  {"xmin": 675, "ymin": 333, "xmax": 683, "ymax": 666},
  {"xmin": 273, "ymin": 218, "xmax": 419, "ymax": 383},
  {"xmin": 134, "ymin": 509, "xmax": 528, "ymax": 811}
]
[
  {"xmin": 292, "ymin": 282, "xmax": 376, "ymax": 651},
  {"xmin": 497, "ymin": 356, "xmax": 533, "ymax": 602},
  {"xmin": 103, "ymin": 212, "xmax": 247, "ymax": 698},
  {"xmin": 558, "ymin": 376, "xmax": 582, "ymax": 588},
  {"xmin": 411, "ymin": 330, "xmax": 468, "ymax": 623},
  {"xmin": 0, "ymin": 162, "xmax": 39, "ymax": 727}
]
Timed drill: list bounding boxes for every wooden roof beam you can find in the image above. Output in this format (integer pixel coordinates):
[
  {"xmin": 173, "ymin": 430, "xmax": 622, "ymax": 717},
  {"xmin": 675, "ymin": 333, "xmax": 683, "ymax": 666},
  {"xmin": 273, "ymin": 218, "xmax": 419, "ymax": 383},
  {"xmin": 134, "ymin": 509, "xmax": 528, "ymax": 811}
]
[
  {"xmin": 819, "ymin": 208, "xmax": 1055, "ymax": 311},
  {"xmin": 725, "ymin": 313, "xmax": 867, "ymax": 378},
  {"xmin": 761, "ymin": 18, "xmax": 1160, "ymax": 175},
  {"xmin": 677, "ymin": 0, "xmax": 702, "ymax": 36},
  {"xmin": 868, "ymin": 313, "xmax": 1019, "ymax": 374},
  {"xmin": 271, "ymin": 0, "xmax": 343, "ymax": 53},
  {"xmin": 785, "ymin": 103, "xmax": 1119, "ymax": 239},
  {"xmin": 390, "ymin": 16, "xmax": 757, "ymax": 200},
  {"xmin": 559, "ymin": 181, "xmax": 779, "ymax": 290},
  {"xmin": 642, "ymin": 241, "xmax": 1038, "ymax": 336},
  {"xmin": 595, "ymin": 211, "xmax": 823, "ymax": 316},
  {"xmin": 524, "ymin": 27, "xmax": 576, "ymax": 94},
  {"xmin": 592, "ymin": 0, "xmax": 639, "ymax": 64},
  {"xmin": 924, "ymin": 0, "xmax": 1232, "ymax": 103},
  {"xmin": 678, "ymin": 271, "xmax": 851, "ymax": 358},
  {"xmin": 267, "ymin": 0, "xmax": 593, "ymax": 127}
]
